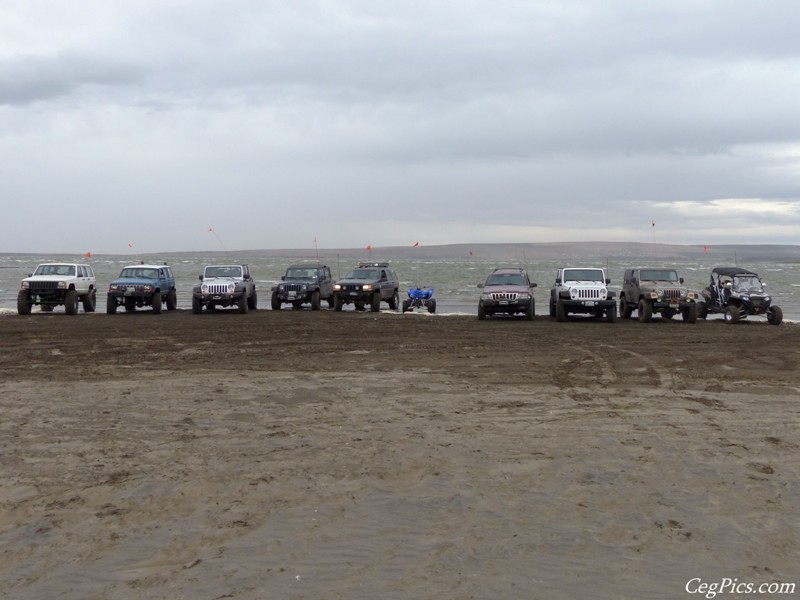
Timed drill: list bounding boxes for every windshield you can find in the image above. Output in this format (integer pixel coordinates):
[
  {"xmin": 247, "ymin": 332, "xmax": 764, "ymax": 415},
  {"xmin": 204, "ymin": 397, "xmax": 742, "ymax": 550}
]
[
  {"xmin": 639, "ymin": 269, "xmax": 679, "ymax": 282},
  {"xmin": 205, "ymin": 266, "xmax": 242, "ymax": 278},
  {"xmin": 344, "ymin": 269, "xmax": 379, "ymax": 280},
  {"xmin": 286, "ymin": 268, "xmax": 318, "ymax": 279},
  {"xmin": 563, "ymin": 269, "xmax": 604, "ymax": 282},
  {"xmin": 34, "ymin": 264, "xmax": 76, "ymax": 277},
  {"xmin": 485, "ymin": 273, "xmax": 528, "ymax": 287},
  {"xmin": 733, "ymin": 276, "xmax": 763, "ymax": 293},
  {"xmin": 119, "ymin": 267, "xmax": 159, "ymax": 279}
]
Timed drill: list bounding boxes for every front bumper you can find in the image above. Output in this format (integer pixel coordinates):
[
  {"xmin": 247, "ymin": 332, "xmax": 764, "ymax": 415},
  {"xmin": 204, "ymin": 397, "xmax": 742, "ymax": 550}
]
[
  {"xmin": 560, "ymin": 298, "xmax": 615, "ymax": 311},
  {"xmin": 480, "ymin": 298, "xmax": 532, "ymax": 313},
  {"xmin": 334, "ymin": 290, "xmax": 371, "ymax": 303},
  {"xmin": 194, "ymin": 291, "xmax": 244, "ymax": 304}
]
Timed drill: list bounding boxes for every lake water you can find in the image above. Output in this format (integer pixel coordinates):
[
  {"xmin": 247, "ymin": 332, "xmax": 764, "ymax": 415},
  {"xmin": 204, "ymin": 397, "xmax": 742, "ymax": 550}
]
[{"xmin": 1, "ymin": 252, "xmax": 799, "ymax": 320}]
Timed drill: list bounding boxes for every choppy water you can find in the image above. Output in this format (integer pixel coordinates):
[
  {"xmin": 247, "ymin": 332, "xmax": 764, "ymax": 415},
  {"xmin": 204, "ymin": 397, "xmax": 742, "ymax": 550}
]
[{"xmin": 1, "ymin": 252, "xmax": 799, "ymax": 320}]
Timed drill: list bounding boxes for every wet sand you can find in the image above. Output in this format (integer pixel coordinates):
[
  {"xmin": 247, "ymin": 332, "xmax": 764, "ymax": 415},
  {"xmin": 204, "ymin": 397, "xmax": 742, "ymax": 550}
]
[{"xmin": 1, "ymin": 309, "xmax": 798, "ymax": 599}]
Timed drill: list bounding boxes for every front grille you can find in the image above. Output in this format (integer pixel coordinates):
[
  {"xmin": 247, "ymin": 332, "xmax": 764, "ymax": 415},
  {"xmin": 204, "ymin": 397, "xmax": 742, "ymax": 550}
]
[
  {"xmin": 340, "ymin": 284, "xmax": 361, "ymax": 292},
  {"xmin": 491, "ymin": 292, "xmax": 518, "ymax": 301},
  {"xmin": 283, "ymin": 284, "xmax": 306, "ymax": 293},
  {"xmin": 206, "ymin": 284, "xmax": 230, "ymax": 294},
  {"xmin": 575, "ymin": 288, "xmax": 600, "ymax": 299},
  {"xmin": 662, "ymin": 289, "xmax": 682, "ymax": 300},
  {"xmin": 124, "ymin": 285, "xmax": 145, "ymax": 293},
  {"xmin": 30, "ymin": 281, "xmax": 60, "ymax": 291}
]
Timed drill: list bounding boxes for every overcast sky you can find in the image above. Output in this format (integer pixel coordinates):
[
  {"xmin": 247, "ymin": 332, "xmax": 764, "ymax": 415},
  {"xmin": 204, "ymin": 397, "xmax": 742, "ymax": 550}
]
[{"xmin": 2, "ymin": 1, "xmax": 800, "ymax": 254}]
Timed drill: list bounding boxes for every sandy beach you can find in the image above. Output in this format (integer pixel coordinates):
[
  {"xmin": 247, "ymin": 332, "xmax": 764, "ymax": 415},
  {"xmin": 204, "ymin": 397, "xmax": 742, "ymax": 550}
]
[{"xmin": 1, "ymin": 309, "xmax": 798, "ymax": 599}]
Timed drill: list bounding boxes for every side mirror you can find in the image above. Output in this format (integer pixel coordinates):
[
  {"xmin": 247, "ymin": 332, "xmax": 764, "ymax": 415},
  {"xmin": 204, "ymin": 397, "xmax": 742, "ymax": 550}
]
[
  {"xmin": 679, "ymin": 277, "xmax": 684, "ymax": 284},
  {"xmin": 477, "ymin": 283, "xmax": 484, "ymax": 288},
  {"xmin": 605, "ymin": 278, "xmax": 611, "ymax": 284},
  {"xmin": 199, "ymin": 275, "xmax": 203, "ymax": 281},
  {"xmin": 555, "ymin": 278, "xmax": 561, "ymax": 285},
  {"xmin": 530, "ymin": 282, "xmax": 538, "ymax": 288}
]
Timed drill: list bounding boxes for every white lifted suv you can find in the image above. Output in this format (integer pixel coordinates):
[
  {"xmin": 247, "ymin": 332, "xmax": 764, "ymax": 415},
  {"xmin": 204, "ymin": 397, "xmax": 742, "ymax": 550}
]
[
  {"xmin": 18, "ymin": 263, "xmax": 97, "ymax": 315},
  {"xmin": 549, "ymin": 267, "xmax": 617, "ymax": 323}
]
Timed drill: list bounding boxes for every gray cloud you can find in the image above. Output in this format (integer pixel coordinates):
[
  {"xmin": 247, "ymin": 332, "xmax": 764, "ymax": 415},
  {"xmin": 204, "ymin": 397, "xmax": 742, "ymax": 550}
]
[{"xmin": 1, "ymin": 1, "xmax": 800, "ymax": 252}]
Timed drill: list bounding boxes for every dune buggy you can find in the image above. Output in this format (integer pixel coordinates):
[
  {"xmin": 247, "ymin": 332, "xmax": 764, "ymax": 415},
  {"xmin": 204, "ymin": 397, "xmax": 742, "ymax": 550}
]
[{"xmin": 699, "ymin": 267, "xmax": 782, "ymax": 325}]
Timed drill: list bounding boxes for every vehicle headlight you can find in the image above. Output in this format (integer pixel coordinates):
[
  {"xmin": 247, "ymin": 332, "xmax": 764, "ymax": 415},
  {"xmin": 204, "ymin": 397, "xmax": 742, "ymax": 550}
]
[
  {"xmin": 764, "ymin": 296, "xmax": 771, "ymax": 302},
  {"xmin": 21, "ymin": 281, "xmax": 29, "ymax": 289},
  {"xmin": 333, "ymin": 284, "xmax": 341, "ymax": 291},
  {"xmin": 362, "ymin": 284, "xmax": 372, "ymax": 291},
  {"xmin": 109, "ymin": 283, "xmax": 118, "ymax": 291},
  {"xmin": 201, "ymin": 284, "xmax": 208, "ymax": 293},
  {"xmin": 517, "ymin": 293, "xmax": 530, "ymax": 300},
  {"xmin": 301, "ymin": 284, "xmax": 308, "ymax": 291},
  {"xmin": 740, "ymin": 294, "xmax": 750, "ymax": 301},
  {"xmin": 570, "ymin": 288, "xmax": 578, "ymax": 300},
  {"xmin": 680, "ymin": 289, "xmax": 688, "ymax": 298},
  {"xmin": 144, "ymin": 284, "xmax": 154, "ymax": 292},
  {"xmin": 600, "ymin": 288, "xmax": 608, "ymax": 300},
  {"xmin": 480, "ymin": 293, "xmax": 492, "ymax": 301},
  {"xmin": 57, "ymin": 281, "xmax": 67, "ymax": 289},
  {"xmin": 227, "ymin": 283, "xmax": 236, "ymax": 293}
]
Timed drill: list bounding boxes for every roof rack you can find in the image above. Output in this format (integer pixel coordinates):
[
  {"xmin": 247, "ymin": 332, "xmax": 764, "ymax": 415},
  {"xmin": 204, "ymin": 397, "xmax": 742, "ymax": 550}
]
[{"xmin": 357, "ymin": 262, "xmax": 389, "ymax": 268}]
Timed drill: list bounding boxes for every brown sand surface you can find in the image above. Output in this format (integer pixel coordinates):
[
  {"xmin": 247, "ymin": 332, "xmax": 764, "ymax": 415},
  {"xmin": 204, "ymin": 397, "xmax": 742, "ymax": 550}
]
[{"xmin": 1, "ymin": 310, "xmax": 798, "ymax": 599}]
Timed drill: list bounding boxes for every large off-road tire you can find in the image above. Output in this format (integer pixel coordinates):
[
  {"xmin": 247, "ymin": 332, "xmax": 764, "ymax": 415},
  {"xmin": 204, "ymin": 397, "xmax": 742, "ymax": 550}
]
[
  {"xmin": 556, "ymin": 299, "xmax": 567, "ymax": 322},
  {"xmin": 310, "ymin": 290, "xmax": 321, "ymax": 311},
  {"xmin": 619, "ymin": 296, "xmax": 633, "ymax": 319},
  {"xmin": 124, "ymin": 298, "xmax": 136, "ymax": 312},
  {"xmin": 370, "ymin": 293, "xmax": 381, "ymax": 312},
  {"xmin": 724, "ymin": 304, "xmax": 739, "ymax": 324},
  {"xmin": 697, "ymin": 302, "xmax": 708, "ymax": 320},
  {"xmin": 638, "ymin": 299, "xmax": 653, "ymax": 323},
  {"xmin": 477, "ymin": 303, "xmax": 486, "ymax": 320},
  {"xmin": 152, "ymin": 292, "xmax": 162, "ymax": 315},
  {"xmin": 271, "ymin": 293, "xmax": 281, "ymax": 311},
  {"xmin": 682, "ymin": 303, "xmax": 698, "ymax": 324},
  {"xmin": 106, "ymin": 295, "xmax": 117, "ymax": 314},
  {"xmin": 428, "ymin": 298, "xmax": 437, "ymax": 314},
  {"xmin": 402, "ymin": 299, "xmax": 410, "ymax": 313},
  {"xmin": 606, "ymin": 304, "xmax": 617, "ymax": 323},
  {"xmin": 334, "ymin": 295, "xmax": 343, "ymax": 312},
  {"xmin": 549, "ymin": 299, "xmax": 556, "ymax": 318},
  {"xmin": 767, "ymin": 305, "xmax": 783, "ymax": 325},
  {"xmin": 166, "ymin": 289, "xmax": 177, "ymax": 311},
  {"xmin": 82, "ymin": 289, "xmax": 96, "ymax": 313},
  {"xmin": 248, "ymin": 289, "xmax": 257, "ymax": 310},
  {"xmin": 327, "ymin": 296, "xmax": 335, "ymax": 308},
  {"xmin": 17, "ymin": 290, "xmax": 32, "ymax": 315},
  {"xmin": 192, "ymin": 296, "xmax": 202, "ymax": 314},
  {"xmin": 525, "ymin": 301, "xmax": 534, "ymax": 321},
  {"xmin": 238, "ymin": 293, "xmax": 249, "ymax": 314},
  {"xmin": 388, "ymin": 289, "xmax": 399, "ymax": 310},
  {"xmin": 64, "ymin": 289, "xmax": 79, "ymax": 315}
]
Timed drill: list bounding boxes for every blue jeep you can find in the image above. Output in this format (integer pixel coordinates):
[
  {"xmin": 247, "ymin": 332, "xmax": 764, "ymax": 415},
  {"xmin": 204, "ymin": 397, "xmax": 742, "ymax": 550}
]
[{"xmin": 106, "ymin": 264, "xmax": 177, "ymax": 314}]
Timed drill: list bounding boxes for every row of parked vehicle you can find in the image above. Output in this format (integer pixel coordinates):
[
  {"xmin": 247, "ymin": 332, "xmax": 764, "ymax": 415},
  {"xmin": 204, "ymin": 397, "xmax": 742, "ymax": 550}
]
[
  {"xmin": 15, "ymin": 260, "xmax": 784, "ymax": 325},
  {"xmin": 477, "ymin": 265, "xmax": 784, "ymax": 325}
]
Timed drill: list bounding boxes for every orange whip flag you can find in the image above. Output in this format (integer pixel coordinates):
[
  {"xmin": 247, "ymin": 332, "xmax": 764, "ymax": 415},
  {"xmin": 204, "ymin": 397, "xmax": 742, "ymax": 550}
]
[
  {"xmin": 84, "ymin": 252, "xmax": 92, "ymax": 258},
  {"xmin": 366, "ymin": 244, "xmax": 372, "ymax": 251},
  {"xmin": 704, "ymin": 245, "xmax": 709, "ymax": 252}
]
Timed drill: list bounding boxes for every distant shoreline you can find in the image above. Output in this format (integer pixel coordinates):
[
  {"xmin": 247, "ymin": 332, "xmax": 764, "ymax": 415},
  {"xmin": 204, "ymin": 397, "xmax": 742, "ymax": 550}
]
[{"xmin": 3, "ymin": 241, "xmax": 800, "ymax": 262}]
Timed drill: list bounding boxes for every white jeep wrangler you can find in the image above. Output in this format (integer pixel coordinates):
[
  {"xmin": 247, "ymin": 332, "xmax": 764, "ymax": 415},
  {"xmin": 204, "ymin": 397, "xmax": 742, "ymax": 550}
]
[
  {"xmin": 18, "ymin": 263, "xmax": 97, "ymax": 315},
  {"xmin": 549, "ymin": 267, "xmax": 617, "ymax": 322}
]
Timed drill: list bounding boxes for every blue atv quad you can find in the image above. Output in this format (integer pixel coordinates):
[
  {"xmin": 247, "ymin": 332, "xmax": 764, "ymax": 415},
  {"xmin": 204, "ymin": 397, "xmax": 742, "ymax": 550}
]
[{"xmin": 402, "ymin": 287, "xmax": 436, "ymax": 313}]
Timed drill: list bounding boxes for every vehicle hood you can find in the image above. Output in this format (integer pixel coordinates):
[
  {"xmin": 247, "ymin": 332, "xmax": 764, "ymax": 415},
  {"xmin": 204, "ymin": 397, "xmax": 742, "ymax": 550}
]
[
  {"xmin": 111, "ymin": 277, "xmax": 159, "ymax": 285},
  {"xmin": 338, "ymin": 277, "xmax": 379, "ymax": 285},
  {"xmin": 23, "ymin": 275, "xmax": 78, "ymax": 283},
  {"xmin": 203, "ymin": 276, "xmax": 243, "ymax": 284}
]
